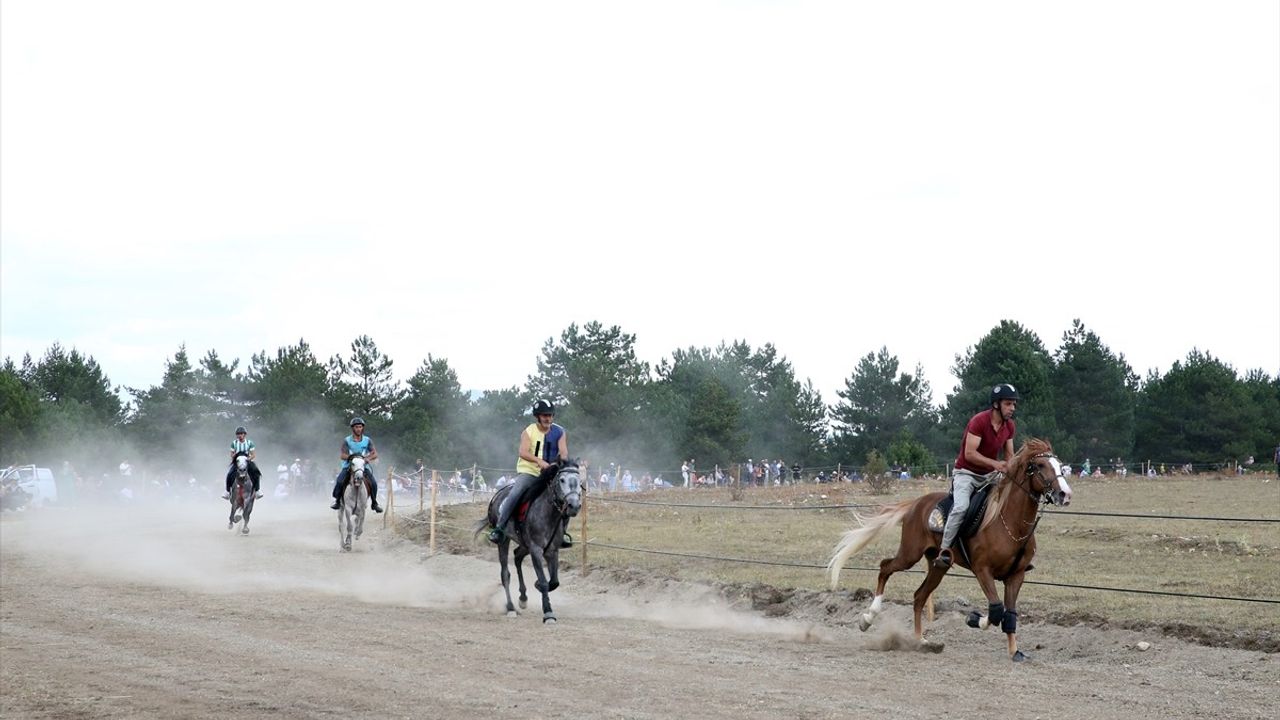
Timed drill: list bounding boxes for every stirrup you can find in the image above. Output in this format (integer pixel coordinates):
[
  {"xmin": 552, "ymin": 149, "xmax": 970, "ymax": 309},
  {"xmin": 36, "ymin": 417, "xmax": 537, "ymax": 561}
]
[
  {"xmin": 933, "ymin": 548, "xmax": 953, "ymax": 569},
  {"xmin": 560, "ymin": 532, "xmax": 574, "ymax": 549}
]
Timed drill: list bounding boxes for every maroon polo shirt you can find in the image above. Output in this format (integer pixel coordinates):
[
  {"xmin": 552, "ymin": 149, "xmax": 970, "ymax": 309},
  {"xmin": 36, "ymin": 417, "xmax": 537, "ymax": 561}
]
[{"xmin": 954, "ymin": 409, "xmax": 1016, "ymax": 472}]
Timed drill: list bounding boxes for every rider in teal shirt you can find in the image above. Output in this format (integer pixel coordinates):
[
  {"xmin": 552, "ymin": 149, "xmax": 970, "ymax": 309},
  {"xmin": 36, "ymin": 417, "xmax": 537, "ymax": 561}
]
[{"xmin": 329, "ymin": 417, "xmax": 383, "ymax": 513}]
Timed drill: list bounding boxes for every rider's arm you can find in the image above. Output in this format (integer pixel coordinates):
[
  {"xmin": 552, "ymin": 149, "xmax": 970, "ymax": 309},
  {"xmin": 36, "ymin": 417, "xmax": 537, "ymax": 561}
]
[
  {"xmin": 518, "ymin": 428, "xmax": 547, "ymax": 470},
  {"xmin": 247, "ymin": 445, "xmax": 256, "ymax": 462},
  {"xmin": 963, "ymin": 432, "xmax": 1006, "ymax": 473},
  {"xmin": 366, "ymin": 440, "xmax": 378, "ymax": 462},
  {"xmin": 339, "ymin": 440, "xmax": 350, "ymax": 461},
  {"xmin": 556, "ymin": 431, "xmax": 568, "ymax": 462}
]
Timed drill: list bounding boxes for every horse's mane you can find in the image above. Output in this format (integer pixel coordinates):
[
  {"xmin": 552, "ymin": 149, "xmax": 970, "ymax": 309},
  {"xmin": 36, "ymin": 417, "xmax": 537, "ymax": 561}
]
[
  {"xmin": 538, "ymin": 457, "xmax": 580, "ymax": 483},
  {"xmin": 988, "ymin": 438, "xmax": 1054, "ymax": 513}
]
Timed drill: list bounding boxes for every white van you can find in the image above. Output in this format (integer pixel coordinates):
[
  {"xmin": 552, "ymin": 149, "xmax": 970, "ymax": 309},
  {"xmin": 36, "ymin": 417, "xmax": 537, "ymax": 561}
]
[{"xmin": 0, "ymin": 465, "xmax": 59, "ymax": 507}]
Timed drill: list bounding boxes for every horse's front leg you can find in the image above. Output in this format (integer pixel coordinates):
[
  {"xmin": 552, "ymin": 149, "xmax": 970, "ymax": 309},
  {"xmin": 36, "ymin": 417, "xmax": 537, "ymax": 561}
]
[
  {"xmin": 546, "ymin": 547, "xmax": 560, "ymax": 592},
  {"xmin": 228, "ymin": 501, "xmax": 237, "ymax": 530},
  {"xmin": 241, "ymin": 501, "xmax": 251, "ymax": 534},
  {"xmin": 1002, "ymin": 570, "xmax": 1029, "ymax": 662},
  {"xmin": 911, "ymin": 565, "xmax": 948, "ymax": 651},
  {"xmin": 966, "ymin": 566, "xmax": 1006, "ymax": 632},
  {"xmin": 526, "ymin": 545, "xmax": 556, "ymax": 623}
]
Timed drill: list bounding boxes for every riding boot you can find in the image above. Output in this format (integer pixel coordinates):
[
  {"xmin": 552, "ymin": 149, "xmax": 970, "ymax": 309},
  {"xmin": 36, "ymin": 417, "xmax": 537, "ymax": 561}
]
[
  {"xmin": 934, "ymin": 548, "xmax": 953, "ymax": 569},
  {"xmin": 330, "ymin": 499, "xmax": 341, "ymax": 510},
  {"xmin": 370, "ymin": 498, "xmax": 383, "ymax": 513},
  {"xmin": 487, "ymin": 526, "xmax": 504, "ymax": 544},
  {"xmin": 222, "ymin": 492, "xmax": 231, "ymax": 500}
]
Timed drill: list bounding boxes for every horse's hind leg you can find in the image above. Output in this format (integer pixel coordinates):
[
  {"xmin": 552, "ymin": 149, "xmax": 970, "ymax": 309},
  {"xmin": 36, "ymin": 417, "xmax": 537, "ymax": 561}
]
[
  {"xmin": 858, "ymin": 543, "xmax": 928, "ymax": 631},
  {"xmin": 514, "ymin": 547, "xmax": 529, "ymax": 610},
  {"xmin": 499, "ymin": 541, "xmax": 517, "ymax": 616}
]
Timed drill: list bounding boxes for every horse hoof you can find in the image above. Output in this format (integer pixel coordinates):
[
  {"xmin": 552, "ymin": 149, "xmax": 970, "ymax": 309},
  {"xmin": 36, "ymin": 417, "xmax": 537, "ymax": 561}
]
[
  {"xmin": 543, "ymin": 615, "xmax": 557, "ymax": 624},
  {"xmin": 519, "ymin": 599, "xmax": 527, "ymax": 609},
  {"xmin": 228, "ymin": 523, "xmax": 234, "ymax": 530},
  {"xmin": 506, "ymin": 610, "xmax": 518, "ymax": 618},
  {"xmin": 920, "ymin": 640, "xmax": 945, "ymax": 654},
  {"xmin": 1011, "ymin": 650, "xmax": 1030, "ymax": 663},
  {"xmin": 241, "ymin": 527, "xmax": 249, "ymax": 535}
]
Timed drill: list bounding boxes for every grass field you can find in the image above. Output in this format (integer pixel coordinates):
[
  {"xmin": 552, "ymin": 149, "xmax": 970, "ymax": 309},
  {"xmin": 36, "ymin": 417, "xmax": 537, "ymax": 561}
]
[{"xmin": 403, "ymin": 473, "xmax": 1280, "ymax": 650}]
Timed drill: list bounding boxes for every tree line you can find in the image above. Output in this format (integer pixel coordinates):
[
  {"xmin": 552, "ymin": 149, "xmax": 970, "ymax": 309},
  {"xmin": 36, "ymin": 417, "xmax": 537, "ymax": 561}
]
[{"xmin": 2, "ymin": 319, "xmax": 1277, "ymax": 482}]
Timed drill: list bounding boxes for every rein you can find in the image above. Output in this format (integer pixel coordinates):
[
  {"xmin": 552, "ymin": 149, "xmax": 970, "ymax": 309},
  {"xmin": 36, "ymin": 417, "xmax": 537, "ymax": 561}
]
[
  {"xmin": 535, "ymin": 469, "xmax": 580, "ymax": 556},
  {"xmin": 998, "ymin": 452, "xmax": 1055, "ymax": 544}
]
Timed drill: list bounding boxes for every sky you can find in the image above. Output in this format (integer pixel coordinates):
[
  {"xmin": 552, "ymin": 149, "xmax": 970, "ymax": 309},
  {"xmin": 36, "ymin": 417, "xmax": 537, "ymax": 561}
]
[{"xmin": 2, "ymin": 1, "xmax": 1278, "ymax": 409}]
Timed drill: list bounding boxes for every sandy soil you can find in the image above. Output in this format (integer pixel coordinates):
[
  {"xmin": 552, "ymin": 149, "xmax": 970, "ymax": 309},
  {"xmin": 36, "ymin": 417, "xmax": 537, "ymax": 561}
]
[{"xmin": 1, "ymin": 501, "xmax": 1275, "ymax": 720}]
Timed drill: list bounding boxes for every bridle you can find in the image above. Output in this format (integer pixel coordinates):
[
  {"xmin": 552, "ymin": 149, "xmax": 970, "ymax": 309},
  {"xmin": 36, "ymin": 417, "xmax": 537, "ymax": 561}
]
[
  {"xmin": 550, "ymin": 467, "xmax": 581, "ymax": 517},
  {"xmin": 999, "ymin": 451, "xmax": 1060, "ymax": 543},
  {"xmin": 536, "ymin": 465, "xmax": 581, "ymax": 555}
]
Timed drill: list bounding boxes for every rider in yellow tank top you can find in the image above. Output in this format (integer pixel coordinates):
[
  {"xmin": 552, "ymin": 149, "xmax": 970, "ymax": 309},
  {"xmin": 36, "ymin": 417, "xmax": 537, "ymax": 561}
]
[
  {"xmin": 490, "ymin": 399, "xmax": 569, "ymax": 545},
  {"xmin": 516, "ymin": 422, "xmax": 561, "ymax": 476}
]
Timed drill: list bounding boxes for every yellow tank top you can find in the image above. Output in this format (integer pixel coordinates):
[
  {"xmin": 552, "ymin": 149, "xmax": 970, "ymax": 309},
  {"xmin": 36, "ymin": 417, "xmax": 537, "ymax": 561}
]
[{"xmin": 516, "ymin": 423, "xmax": 547, "ymax": 476}]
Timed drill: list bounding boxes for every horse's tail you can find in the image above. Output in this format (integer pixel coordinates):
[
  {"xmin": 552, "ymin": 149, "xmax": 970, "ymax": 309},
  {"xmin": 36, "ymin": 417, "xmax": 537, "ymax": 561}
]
[
  {"xmin": 827, "ymin": 500, "xmax": 913, "ymax": 590},
  {"xmin": 471, "ymin": 516, "xmax": 490, "ymax": 540}
]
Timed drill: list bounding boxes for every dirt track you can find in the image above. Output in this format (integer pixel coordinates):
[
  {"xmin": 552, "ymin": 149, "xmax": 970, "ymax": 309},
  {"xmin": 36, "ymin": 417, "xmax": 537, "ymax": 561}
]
[{"xmin": 1, "ymin": 501, "xmax": 1275, "ymax": 719}]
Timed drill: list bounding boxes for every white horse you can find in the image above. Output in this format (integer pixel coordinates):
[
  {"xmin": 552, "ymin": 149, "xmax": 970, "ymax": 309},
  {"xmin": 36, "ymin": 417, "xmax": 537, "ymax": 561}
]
[
  {"xmin": 338, "ymin": 455, "xmax": 369, "ymax": 551},
  {"xmin": 228, "ymin": 454, "xmax": 255, "ymax": 535}
]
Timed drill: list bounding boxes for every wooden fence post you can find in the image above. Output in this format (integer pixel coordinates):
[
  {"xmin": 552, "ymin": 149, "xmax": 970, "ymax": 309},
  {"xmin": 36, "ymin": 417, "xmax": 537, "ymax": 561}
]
[
  {"xmin": 419, "ymin": 466, "xmax": 425, "ymax": 514},
  {"xmin": 429, "ymin": 469, "xmax": 438, "ymax": 554},
  {"xmin": 384, "ymin": 465, "xmax": 395, "ymax": 529},
  {"xmin": 580, "ymin": 461, "xmax": 589, "ymax": 576}
]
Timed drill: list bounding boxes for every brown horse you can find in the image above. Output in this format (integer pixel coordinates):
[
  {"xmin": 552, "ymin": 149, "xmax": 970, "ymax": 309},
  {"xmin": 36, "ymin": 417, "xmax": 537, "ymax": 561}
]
[{"xmin": 827, "ymin": 438, "xmax": 1072, "ymax": 661}]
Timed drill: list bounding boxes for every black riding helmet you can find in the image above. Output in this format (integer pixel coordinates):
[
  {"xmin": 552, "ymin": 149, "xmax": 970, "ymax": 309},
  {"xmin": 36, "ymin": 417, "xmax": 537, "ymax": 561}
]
[
  {"xmin": 350, "ymin": 417, "xmax": 365, "ymax": 427},
  {"xmin": 989, "ymin": 383, "xmax": 1020, "ymax": 408},
  {"xmin": 235, "ymin": 426, "xmax": 247, "ymax": 434},
  {"xmin": 532, "ymin": 399, "xmax": 555, "ymax": 416}
]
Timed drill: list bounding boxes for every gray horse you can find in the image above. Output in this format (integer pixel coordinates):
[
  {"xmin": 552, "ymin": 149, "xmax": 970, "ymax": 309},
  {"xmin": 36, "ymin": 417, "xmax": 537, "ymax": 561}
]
[
  {"xmin": 474, "ymin": 459, "xmax": 582, "ymax": 623},
  {"xmin": 339, "ymin": 455, "xmax": 370, "ymax": 551},
  {"xmin": 228, "ymin": 453, "xmax": 255, "ymax": 534}
]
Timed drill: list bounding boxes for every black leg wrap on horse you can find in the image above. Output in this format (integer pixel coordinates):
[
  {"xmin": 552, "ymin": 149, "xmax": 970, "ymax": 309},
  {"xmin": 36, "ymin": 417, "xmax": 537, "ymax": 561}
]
[
  {"xmin": 1001, "ymin": 609, "xmax": 1018, "ymax": 634},
  {"xmin": 988, "ymin": 602, "xmax": 1006, "ymax": 627}
]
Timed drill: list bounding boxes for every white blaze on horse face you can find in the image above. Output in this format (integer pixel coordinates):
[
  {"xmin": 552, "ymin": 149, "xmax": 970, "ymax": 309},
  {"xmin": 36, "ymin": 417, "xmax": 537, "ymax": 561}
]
[
  {"xmin": 1047, "ymin": 457, "xmax": 1073, "ymax": 505},
  {"xmin": 561, "ymin": 472, "xmax": 582, "ymax": 514},
  {"xmin": 236, "ymin": 456, "xmax": 248, "ymax": 471},
  {"xmin": 351, "ymin": 456, "xmax": 366, "ymax": 478}
]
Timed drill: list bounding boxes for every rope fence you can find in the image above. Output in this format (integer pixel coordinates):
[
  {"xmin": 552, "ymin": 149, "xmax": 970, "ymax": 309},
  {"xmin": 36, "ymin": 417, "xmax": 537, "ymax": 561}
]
[{"xmin": 378, "ymin": 463, "xmax": 1279, "ymax": 607}]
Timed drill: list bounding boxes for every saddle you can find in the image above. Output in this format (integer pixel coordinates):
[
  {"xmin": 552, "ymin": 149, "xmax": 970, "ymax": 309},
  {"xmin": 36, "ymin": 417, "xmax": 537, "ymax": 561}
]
[{"xmin": 927, "ymin": 482, "xmax": 995, "ymax": 539}]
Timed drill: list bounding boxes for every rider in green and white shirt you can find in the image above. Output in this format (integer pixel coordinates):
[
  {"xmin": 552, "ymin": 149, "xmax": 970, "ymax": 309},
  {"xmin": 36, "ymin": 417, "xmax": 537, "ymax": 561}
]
[{"xmin": 224, "ymin": 426, "xmax": 263, "ymax": 499}]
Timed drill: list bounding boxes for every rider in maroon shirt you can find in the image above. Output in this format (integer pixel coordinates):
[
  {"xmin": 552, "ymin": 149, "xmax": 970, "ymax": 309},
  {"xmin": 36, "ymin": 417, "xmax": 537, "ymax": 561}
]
[{"xmin": 936, "ymin": 383, "xmax": 1019, "ymax": 569}]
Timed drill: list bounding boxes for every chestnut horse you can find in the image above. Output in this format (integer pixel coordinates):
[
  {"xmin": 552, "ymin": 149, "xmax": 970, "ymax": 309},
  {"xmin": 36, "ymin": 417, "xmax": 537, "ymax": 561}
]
[{"xmin": 828, "ymin": 438, "xmax": 1072, "ymax": 661}]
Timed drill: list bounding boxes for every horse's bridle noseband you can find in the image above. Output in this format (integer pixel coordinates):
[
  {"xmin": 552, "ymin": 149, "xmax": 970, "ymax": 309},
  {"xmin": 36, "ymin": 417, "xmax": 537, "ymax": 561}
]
[{"xmin": 1016, "ymin": 452, "xmax": 1061, "ymax": 504}]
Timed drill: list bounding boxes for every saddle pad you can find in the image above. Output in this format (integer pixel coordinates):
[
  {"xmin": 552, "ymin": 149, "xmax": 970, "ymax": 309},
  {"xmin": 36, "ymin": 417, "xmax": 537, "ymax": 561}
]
[
  {"xmin": 927, "ymin": 483, "xmax": 994, "ymax": 537},
  {"xmin": 516, "ymin": 501, "xmax": 532, "ymax": 522}
]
